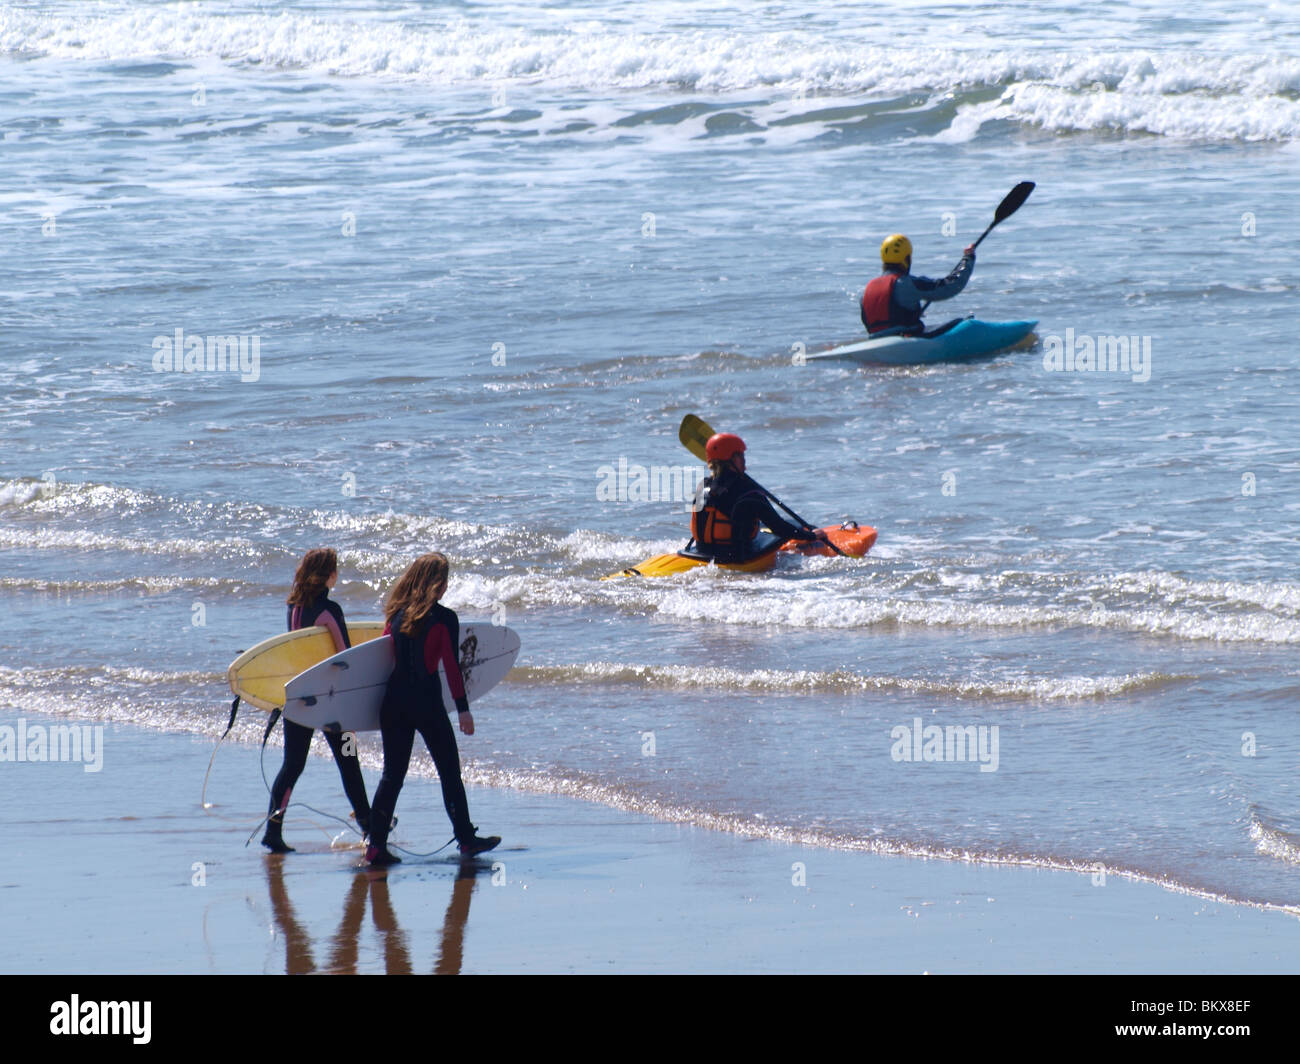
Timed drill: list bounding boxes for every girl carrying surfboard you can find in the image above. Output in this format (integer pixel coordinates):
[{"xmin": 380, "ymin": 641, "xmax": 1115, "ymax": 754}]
[
  {"xmin": 263, "ymin": 548, "xmax": 373, "ymax": 853},
  {"xmin": 364, "ymin": 552, "xmax": 499, "ymax": 865}
]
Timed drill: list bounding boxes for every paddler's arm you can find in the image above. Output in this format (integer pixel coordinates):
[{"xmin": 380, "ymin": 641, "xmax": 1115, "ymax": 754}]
[
  {"xmin": 426, "ymin": 609, "xmax": 474, "ymax": 735},
  {"xmin": 903, "ymin": 246, "xmax": 975, "ymax": 307},
  {"xmin": 736, "ymin": 493, "xmax": 821, "ymax": 543}
]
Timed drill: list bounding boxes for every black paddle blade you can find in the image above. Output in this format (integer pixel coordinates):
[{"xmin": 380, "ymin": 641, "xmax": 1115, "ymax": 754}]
[{"xmin": 994, "ymin": 181, "xmax": 1035, "ymax": 223}]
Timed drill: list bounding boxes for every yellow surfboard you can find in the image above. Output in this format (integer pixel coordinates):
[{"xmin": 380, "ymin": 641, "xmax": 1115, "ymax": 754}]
[{"xmin": 226, "ymin": 622, "xmax": 386, "ymax": 711}]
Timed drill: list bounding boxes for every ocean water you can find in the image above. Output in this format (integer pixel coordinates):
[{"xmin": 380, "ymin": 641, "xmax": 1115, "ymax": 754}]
[{"xmin": 3, "ymin": 0, "xmax": 1300, "ymax": 916}]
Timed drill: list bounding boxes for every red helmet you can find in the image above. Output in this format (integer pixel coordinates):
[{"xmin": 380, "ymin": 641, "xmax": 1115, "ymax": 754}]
[{"xmin": 705, "ymin": 433, "xmax": 746, "ymax": 462}]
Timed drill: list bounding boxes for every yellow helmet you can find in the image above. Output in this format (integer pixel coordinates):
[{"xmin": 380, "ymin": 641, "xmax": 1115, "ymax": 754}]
[{"xmin": 880, "ymin": 233, "xmax": 912, "ymax": 266}]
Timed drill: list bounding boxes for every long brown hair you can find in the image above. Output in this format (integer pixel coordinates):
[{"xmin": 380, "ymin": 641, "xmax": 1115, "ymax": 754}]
[
  {"xmin": 287, "ymin": 548, "xmax": 337, "ymax": 606},
  {"xmin": 384, "ymin": 552, "xmax": 450, "ymax": 635}
]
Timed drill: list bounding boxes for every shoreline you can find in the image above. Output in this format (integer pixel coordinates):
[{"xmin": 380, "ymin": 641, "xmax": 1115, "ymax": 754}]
[{"xmin": 2, "ymin": 714, "xmax": 1298, "ymax": 974}]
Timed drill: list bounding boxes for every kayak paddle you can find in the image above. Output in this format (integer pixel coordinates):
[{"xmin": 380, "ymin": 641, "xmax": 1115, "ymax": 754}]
[
  {"xmin": 678, "ymin": 413, "xmax": 712, "ymax": 463},
  {"xmin": 971, "ymin": 180, "xmax": 1035, "ymax": 252},
  {"xmin": 920, "ymin": 180, "xmax": 1034, "ymax": 314},
  {"xmin": 676, "ymin": 413, "xmax": 850, "ymax": 557}
]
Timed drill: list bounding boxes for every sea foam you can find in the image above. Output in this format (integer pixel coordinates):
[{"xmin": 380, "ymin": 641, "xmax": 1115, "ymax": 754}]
[{"xmin": 2, "ymin": 9, "xmax": 1298, "ymax": 141}]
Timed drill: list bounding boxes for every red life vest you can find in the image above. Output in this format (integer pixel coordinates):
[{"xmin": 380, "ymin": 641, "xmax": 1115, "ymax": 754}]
[{"xmin": 860, "ymin": 271, "xmax": 921, "ymax": 334}]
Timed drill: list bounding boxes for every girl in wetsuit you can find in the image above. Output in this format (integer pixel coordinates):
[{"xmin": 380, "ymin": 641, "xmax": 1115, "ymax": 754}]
[
  {"xmin": 262, "ymin": 548, "xmax": 372, "ymax": 853},
  {"xmin": 364, "ymin": 552, "xmax": 499, "ymax": 865}
]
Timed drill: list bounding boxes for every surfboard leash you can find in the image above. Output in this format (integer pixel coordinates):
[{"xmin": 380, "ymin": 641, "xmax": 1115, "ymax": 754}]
[
  {"xmin": 250, "ymin": 721, "xmax": 460, "ymax": 855},
  {"xmin": 201, "ymin": 695, "xmax": 286, "ymax": 833},
  {"xmin": 199, "ymin": 696, "xmax": 241, "ymax": 809},
  {"xmin": 209, "ymin": 703, "xmax": 461, "ymax": 857},
  {"xmin": 255, "ymin": 731, "xmax": 367, "ymax": 846},
  {"xmin": 391, "ymin": 836, "xmax": 457, "ymax": 859}
]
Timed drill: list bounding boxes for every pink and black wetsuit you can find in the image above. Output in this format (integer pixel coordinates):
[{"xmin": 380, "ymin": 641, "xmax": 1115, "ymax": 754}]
[
  {"xmin": 267, "ymin": 592, "xmax": 372, "ymax": 835},
  {"xmin": 367, "ymin": 603, "xmax": 477, "ymax": 850},
  {"xmin": 287, "ymin": 595, "xmax": 350, "ymax": 655}
]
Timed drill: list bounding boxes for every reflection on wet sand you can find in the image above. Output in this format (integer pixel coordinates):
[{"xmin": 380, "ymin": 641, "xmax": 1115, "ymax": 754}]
[
  {"xmin": 264, "ymin": 855, "xmax": 318, "ymax": 975},
  {"xmin": 264, "ymin": 855, "xmax": 482, "ymax": 975},
  {"xmin": 435, "ymin": 872, "xmax": 476, "ymax": 975}
]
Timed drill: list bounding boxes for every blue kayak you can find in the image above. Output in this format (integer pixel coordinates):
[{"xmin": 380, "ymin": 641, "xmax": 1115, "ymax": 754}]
[{"xmin": 809, "ymin": 318, "xmax": 1037, "ymax": 366}]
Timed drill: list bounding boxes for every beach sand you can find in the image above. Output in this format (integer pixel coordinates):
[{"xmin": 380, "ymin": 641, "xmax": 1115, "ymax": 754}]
[{"xmin": 3, "ymin": 713, "xmax": 1297, "ymax": 975}]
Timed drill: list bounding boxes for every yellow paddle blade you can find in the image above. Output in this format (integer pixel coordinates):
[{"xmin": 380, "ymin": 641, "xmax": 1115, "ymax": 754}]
[{"xmin": 678, "ymin": 413, "xmax": 716, "ymax": 461}]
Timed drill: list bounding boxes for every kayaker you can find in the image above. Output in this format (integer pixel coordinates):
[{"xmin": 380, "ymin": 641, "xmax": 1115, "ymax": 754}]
[
  {"xmin": 861, "ymin": 234, "xmax": 975, "ymax": 337},
  {"xmin": 690, "ymin": 434, "xmax": 827, "ymax": 562},
  {"xmin": 365, "ymin": 552, "xmax": 500, "ymax": 866},
  {"xmin": 263, "ymin": 548, "xmax": 372, "ymax": 854}
]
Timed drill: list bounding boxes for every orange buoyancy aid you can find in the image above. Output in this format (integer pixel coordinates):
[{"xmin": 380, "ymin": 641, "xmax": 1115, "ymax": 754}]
[{"xmin": 691, "ymin": 478, "xmax": 760, "ymax": 550}]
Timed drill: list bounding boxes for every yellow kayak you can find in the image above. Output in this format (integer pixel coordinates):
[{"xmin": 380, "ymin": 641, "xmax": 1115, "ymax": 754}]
[
  {"xmin": 605, "ymin": 523, "xmax": 878, "ymax": 580},
  {"xmin": 605, "ymin": 533, "xmax": 784, "ymax": 579}
]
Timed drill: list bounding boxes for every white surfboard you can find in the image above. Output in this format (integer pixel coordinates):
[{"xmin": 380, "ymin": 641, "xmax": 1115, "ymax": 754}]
[{"xmin": 283, "ymin": 623, "xmax": 521, "ymax": 733}]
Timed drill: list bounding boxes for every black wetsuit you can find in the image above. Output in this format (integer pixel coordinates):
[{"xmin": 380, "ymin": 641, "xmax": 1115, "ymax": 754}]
[
  {"xmin": 691, "ymin": 471, "xmax": 815, "ymax": 562},
  {"xmin": 368, "ymin": 604, "xmax": 476, "ymax": 850},
  {"xmin": 267, "ymin": 592, "xmax": 372, "ymax": 835}
]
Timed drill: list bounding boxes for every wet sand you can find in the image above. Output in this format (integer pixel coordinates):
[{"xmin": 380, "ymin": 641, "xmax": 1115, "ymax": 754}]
[{"xmin": 3, "ymin": 714, "xmax": 1298, "ymax": 974}]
